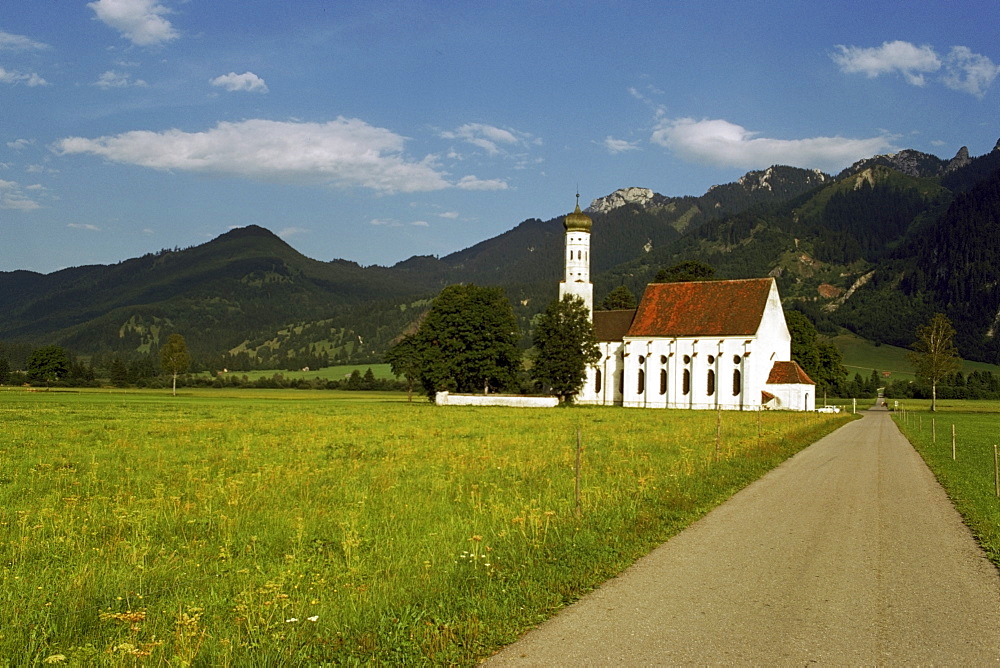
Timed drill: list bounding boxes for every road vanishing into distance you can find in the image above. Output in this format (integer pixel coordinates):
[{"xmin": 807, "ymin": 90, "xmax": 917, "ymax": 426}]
[{"xmin": 487, "ymin": 407, "xmax": 1000, "ymax": 665}]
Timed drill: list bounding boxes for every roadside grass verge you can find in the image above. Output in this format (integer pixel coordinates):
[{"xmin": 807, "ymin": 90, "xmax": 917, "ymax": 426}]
[
  {"xmin": 0, "ymin": 390, "xmax": 850, "ymax": 664},
  {"xmin": 894, "ymin": 402, "xmax": 1000, "ymax": 566}
]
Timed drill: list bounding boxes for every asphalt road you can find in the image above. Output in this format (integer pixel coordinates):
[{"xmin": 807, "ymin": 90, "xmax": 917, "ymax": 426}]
[{"xmin": 487, "ymin": 408, "xmax": 1000, "ymax": 665}]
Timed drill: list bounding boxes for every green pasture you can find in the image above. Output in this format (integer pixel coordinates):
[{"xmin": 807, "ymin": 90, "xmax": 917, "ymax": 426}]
[
  {"xmin": 894, "ymin": 401, "xmax": 1000, "ymax": 566},
  {"xmin": 832, "ymin": 333, "xmax": 1000, "ymax": 383},
  {"xmin": 1, "ymin": 390, "xmax": 849, "ymax": 664},
  {"xmin": 199, "ymin": 364, "xmax": 396, "ymax": 382}
]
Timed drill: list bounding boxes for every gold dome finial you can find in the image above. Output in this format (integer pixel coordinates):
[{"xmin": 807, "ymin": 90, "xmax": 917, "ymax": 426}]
[{"xmin": 564, "ymin": 193, "xmax": 592, "ymax": 233}]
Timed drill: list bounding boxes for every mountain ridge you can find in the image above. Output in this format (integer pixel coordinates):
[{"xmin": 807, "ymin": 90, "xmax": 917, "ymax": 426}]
[{"xmin": 3, "ymin": 140, "xmax": 1000, "ymax": 367}]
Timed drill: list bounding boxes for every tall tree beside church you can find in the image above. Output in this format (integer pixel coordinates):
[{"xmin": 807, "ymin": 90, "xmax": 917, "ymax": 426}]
[
  {"xmin": 786, "ymin": 310, "xmax": 846, "ymax": 395},
  {"xmin": 598, "ymin": 285, "xmax": 637, "ymax": 310},
  {"xmin": 411, "ymin": 284, "xmax": 521, "ymax": 399},
  {"xmin": 908, "ymin": 313, "xmax": 961, "ymax": 412},
  {"xmin": 653, "ymin": 260, "xmax": 715, "ymax": 283},
  {"xmin": 531, "ymin": 295, "xmax": 601, "ymax": 403},
  {"xmin": 160, "ymin": 333, "xmax": 191, "ymax": 397}
]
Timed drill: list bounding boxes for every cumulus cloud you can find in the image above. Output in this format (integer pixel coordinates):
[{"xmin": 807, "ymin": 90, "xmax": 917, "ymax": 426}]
[
  {"xmin": 832, "ymin": 40, "xmax": 940, "ymax": 85},
  {"xmin": 941, "ymin": 46, "xmax": 1000, "ymax": 97},
  {"xmin": 832, "ymin": 40, "xmax": 999, "ymax": 97},
  {"xmin": 440, "ymin": 123, "xmax": 535, "ymax": 157},
  {"xmin": 54, "ymin": 117, "xmax": 501, "ymax": 194},
  {"xmin": 0, "ymin": 178, "xmax": 42, "ymax": 210},
  {"xmin": 602, "ymin": 136, "xmax": 639, "ymax": 154},
  {"xmin": 94, "ymin": 70, "xmax": 148, "ymax": 88},
  {"xmin": 651, "ymin": 118, "xmax": 895, "ymax": 172},
  {"xmin": 0, "ymin": 30, "xmax": 49, "ymax": 51},
  {"xmin": 210, "ymin": 71, "xmax": 268, "ymax": 93},
  {"xmin": 454, "ymin": 175, "xmax": 508, "ymax": 191},
  {"xmin": 68, "ymin": 223, "xmax": 101, "ymax": 231},
  {"xmin": 0, "ymin": 66, "xmax": 47, "ymax": 86},
  {"xmin": 88, "ymin": 0, "xmax": 179, "ymax": 47}
]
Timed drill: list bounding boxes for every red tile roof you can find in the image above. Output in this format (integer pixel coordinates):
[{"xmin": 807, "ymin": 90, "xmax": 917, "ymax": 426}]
[
  {"xmin": 626, "ymin": 278, "xmax": 775, "ymax": 338},
  {"xmin": 766, "ymin": 360, "xmax": 816, "ymax": 385},
  {"xmin": 593, "ymin": 309, "xmax": 636, "ymax": 342}
]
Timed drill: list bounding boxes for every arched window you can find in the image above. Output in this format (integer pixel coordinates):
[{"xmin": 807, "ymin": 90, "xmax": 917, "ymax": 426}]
[
  {"xmin": 637, "ymin": 368, "xmax": 645, "ymax": 393},
  {"xmin": 682, "ymin": 369, "xmax": 691, "ymax": 395},
  {"xmin": 707, "ymin": 369, "xmax": 716, "ymax": 396},
  {"xmin": 659, "ymin": 369, "xmax": 667, "ymax": 395},
  {"xmin": 732, "ymin": 369, "xmax": 741, "ymax": 396},
  {"xmin": 595, "ymin": 368, "xmax": 602, "ymax": 392}
]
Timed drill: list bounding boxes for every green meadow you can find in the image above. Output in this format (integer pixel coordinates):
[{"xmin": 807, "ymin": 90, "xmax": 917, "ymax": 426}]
[
  {"xmin": 1, "ymin": 389, "xmax": 849, "ymax": 665},
  {"xmin": 894, "ymin": 400, "xmax": 1000, "ymax": 566}
]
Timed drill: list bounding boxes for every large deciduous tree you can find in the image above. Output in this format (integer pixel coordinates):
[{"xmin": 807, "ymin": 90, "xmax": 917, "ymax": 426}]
[
  {"xmin": 908, "ymin": 313, "xmax": 961, "ymax": 412},
  {"xmin": 410, "ymin": 284, "xmax": 522, "ymax": 399},
  {"xmin": 531, "ymin": 295, "xmax": 601, "ymax": 403},
  {"xmin": 26, "ymin": 345, "xmax": 70, "ymax": 385},
  {"xmin": 160, "ymin": 333, "xmax": 191, "ymax": 396}
]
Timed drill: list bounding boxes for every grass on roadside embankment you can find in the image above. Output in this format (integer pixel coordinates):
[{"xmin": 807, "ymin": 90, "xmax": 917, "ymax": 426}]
[
  {"xmin": 0, "ymin": 389, "xmax": 850, "ymax": 665},
  {"xmin": 894, "ymin": 400, "xmax": 1000, "ymax": 566}
]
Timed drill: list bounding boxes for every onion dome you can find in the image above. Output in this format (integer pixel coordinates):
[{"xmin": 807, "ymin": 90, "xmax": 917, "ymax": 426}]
[{"xmin": 564, "ymin": 196, "xmax": 592, "ymax": 233}]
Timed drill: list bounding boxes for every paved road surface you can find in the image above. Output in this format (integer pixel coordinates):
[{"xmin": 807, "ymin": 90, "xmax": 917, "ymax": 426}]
[{"xmin": 487, "ymin": 408, "xmax": 1000, "ymax": 664}]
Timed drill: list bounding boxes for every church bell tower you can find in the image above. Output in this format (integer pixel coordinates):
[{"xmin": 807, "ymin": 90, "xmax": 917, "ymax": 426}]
[{"xmin": 559, "ymin": 194, "xmax": 593, "ymax": 316}]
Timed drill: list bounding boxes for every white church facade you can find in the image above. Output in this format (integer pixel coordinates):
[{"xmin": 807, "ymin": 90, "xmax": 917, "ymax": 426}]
[{"xmin": 559, "ymin": 199, "xmax": 815, "ymax": 411}]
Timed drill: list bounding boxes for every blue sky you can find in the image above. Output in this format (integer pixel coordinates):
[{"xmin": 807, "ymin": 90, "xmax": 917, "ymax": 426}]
[{"xmin": 2, "ymin": 0, "xmax": 998, "ymax": 274}]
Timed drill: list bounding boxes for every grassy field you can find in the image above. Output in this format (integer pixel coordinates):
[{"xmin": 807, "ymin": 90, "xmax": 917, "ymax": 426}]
[
  {"xmin": 893, "ymin": 400, "xmax": 1000, "ymax": 566},
  {"xmin": 0, "ymin": 389, "xmax": 850, "ymax": 665},
  {"xmin": 832, "ymin": 333, "xmax": 1000, "ymax": 383},
  {"xmin": 200, "ymin": 364, "xmax": 396, "ymax": 382}
]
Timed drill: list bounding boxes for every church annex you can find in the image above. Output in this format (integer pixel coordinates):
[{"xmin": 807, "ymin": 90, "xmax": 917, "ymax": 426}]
[{"xmin": 559, "ymin": 198, "xmax": 815, "ymax": 411}]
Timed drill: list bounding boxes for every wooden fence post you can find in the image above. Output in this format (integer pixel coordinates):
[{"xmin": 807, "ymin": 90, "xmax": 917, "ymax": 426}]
[
  {"xmin": 952, "ymin": 424, "xmax": 956, "ymax": 461},
  {"xmin": 575, "ymin": 428, "xmax": 582, "ymax": 519},
  {"xmin": 994, "ymin": 445, "xmax": 999, "ymax": 499}
]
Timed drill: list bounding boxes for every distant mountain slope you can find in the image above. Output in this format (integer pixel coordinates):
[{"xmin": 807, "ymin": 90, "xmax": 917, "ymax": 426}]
[{"xmin": 3, "ymin": 142, "xmax": 1000, "ymax": 366}]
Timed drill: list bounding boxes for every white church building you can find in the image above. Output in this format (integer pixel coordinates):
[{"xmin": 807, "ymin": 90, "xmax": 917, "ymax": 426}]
[{"xmin": 560, "ymin": 198, "xmax": 815, "ymax": 411}]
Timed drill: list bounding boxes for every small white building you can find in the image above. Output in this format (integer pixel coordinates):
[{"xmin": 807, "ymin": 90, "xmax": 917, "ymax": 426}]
[{"xmin": 559, "ymin": 199, "xmax": 815, "ymax": 411}]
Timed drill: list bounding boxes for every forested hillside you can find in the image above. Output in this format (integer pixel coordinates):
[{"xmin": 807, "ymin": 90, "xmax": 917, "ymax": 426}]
[{"xmin": 3, "ymin": 141, "xmax": 999, "ymax": 368}]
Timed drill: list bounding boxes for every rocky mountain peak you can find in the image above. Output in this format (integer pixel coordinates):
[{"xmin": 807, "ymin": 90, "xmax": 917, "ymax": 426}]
[
  {"xmin": 587, "ymin": 187, "xmax": 660, "ymax": 214},
  {"xmin": 944, "ymin": 146, "xmax": 971, "ymax": 174}
]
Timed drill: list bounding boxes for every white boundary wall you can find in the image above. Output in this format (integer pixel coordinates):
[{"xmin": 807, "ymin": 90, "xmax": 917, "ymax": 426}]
[{"xmin": 434, "ymin": 392, "xmax": 559, "ymax": 408}]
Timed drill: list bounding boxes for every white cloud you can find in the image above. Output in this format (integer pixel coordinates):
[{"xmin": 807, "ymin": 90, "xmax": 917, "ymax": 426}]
[
  {"xmin": 832, "ymin": 40, "xmax": 999, "ymax": 97},
  {"xmin": 440, "ymin": 123, "xmax": 535, "ymax": 157},
  {"xmin": 651, "ymin": 118, "xmax": 895, "ymax": 172},
  {"xmin": 832, "ymin": 40, "xmax": 940, "ymax": 85},
  {"xmin": 602, "ymin": 136, "xmax": 639, "ymax": 154},
  {"xmin": 210, "ymin": 71, "xmax": 268, "ymax": 93},
  {"xmin": 438, "ymin": 211, "xmax": 460, "ymax": 219},
  {"xmin": 454, "ymin": 175, "xmax": 509, "ymax": 191},
  {"xmin": 94, "ymin": 70, "xmax": 148, "ymax": 89},
  {"xmin": 55, "ymin": 118, "xmax": 509, "ymax": 193},
  {"xmin": 277, "ymin": 226, "xmax": 308, "ymax": 238},
  {"xmin": 68, "ymin": 223, "xmax": 101, "ymax": 231},
  {"xmin": 6, "ymin": 139, "xmax": 35, "ymax": 151},
  {"xmin": 88, "ymin": 0, "xmax": 179, "ymax": 47},
  {"xmin": 0, "ymin": 178, "xmax": 42, "ymax": 210},
  {"xmin": 0, "ymin": 30, "xmax": 49, "ymax": 51},
  {"xmin": 941, "ymin": 46, "xmax": 1000, "ymax": 98},
  {"xmin": 411, "ymin": 220, "xmax": 429, "ymax": 227},
  {"xmin": 0, "ymin": 66, "xmax": 47, "ymax": 86},
  {"xmin": 55, "ymin": 118, "xmax": 473, "ymax": 193}
]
